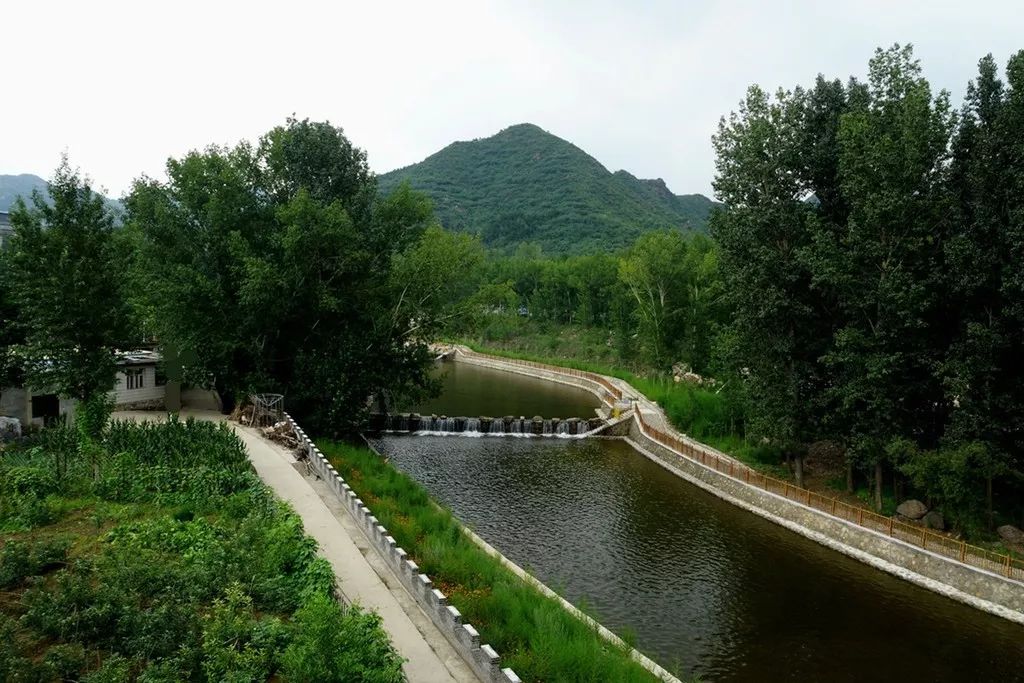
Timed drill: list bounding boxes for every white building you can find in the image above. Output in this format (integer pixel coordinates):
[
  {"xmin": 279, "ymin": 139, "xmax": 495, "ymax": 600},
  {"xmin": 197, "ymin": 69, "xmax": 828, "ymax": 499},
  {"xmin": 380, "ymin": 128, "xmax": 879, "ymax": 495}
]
[
  {"xmin": 0, "ymin": 211, "xmax": 12, "ymax": 250},
  {"xmin": 0, "ymin": 349, "xmax": 177, "ymax": 428}
]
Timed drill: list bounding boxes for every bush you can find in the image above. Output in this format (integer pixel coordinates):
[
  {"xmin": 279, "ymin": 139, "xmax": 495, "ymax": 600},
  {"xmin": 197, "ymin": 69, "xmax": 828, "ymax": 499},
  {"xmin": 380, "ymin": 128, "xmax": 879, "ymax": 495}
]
[
  {"xmin": 0, "ymin": 536, "xmax": 70, "ymax": 588},
  {"xmin": 282, "ymin": 593, "xmax": 405, "ymax": 683}
]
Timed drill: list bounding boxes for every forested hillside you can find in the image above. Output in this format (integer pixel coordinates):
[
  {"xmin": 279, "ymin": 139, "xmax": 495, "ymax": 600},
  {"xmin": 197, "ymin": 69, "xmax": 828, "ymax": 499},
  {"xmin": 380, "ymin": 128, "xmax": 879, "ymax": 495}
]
[
  {"xmin": 379, "ymin": 123, "xmax": 717, "ymax": 254},
  {"xmin": 0, "ymin": 173, "xmax": 121, "ymax": 214}
]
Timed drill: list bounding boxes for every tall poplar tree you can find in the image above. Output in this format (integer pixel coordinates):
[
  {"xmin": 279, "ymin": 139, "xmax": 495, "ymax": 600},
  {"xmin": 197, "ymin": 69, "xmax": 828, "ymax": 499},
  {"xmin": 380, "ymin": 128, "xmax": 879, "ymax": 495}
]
[{"xmin": 807, "ymin": 45, "xmax": 955, "ymax": 509}]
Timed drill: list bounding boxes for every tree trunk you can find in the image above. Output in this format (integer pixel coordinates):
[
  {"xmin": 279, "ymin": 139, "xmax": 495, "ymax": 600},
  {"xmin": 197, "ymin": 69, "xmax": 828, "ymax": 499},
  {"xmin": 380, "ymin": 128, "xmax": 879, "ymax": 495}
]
[
  {"xmin": 987, "ymin": 475, "xmax": 994, "ymax": 531},
  {"xmin": 215, "ymin": 379, "xmax": 236, "ymax": 415},
  {"xmin": 846, "ymin": 462, "xmax": 854, "ymax": 493},
  {"xmin": 874, "ymin": 461, "xmax": 884, "ymax": 512},
  {"xmin": 794, "ymin": 455, "xmax": 805, "ymax": 489}
]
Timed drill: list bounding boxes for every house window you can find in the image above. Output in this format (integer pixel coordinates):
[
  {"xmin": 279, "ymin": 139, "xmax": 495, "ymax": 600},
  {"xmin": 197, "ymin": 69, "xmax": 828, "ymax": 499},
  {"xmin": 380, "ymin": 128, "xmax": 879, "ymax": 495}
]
[{"xmin": 125, "ymin": 368, "xmax": 145, "ymax": 390}]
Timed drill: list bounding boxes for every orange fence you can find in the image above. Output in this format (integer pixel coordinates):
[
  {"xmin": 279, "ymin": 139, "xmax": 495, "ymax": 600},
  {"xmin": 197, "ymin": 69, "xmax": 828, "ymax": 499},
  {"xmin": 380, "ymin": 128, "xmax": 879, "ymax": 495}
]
[
  {"xmin": 632, "ymin": 410, "xmax": 1024, "ymax": 582},
  {"xmin": 459, "ymin": 346, "xmax": 1024, "ymax": 584}
]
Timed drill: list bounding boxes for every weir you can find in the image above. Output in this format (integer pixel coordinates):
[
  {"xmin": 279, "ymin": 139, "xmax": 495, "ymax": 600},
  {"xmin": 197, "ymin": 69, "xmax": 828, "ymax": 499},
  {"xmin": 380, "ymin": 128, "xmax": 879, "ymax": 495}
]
[{"xmin": 369, "ymin": 413, "xmax": 608, "ymax": 437}]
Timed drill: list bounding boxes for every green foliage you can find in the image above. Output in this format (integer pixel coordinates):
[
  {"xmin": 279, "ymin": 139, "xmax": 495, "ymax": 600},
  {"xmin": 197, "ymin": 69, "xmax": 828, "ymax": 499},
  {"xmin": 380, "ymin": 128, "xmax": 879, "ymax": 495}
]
[
  {"xmin": 379, "ymin": 123, "xmax": 718, "ymax": 254},
  {"xmin": 200, "ymin": 584, "xmax": 288, "ymax": 682},
  {"xmin": 0, "ymin": 536, "xmax": 69, "ymax": 588},
  {"xmin": 282, "ymin": 593, "xmax": 405, "ymax": 683},
  {"xmin": 321, "ymin": 440, "xmax": 662, "ymax": 683},
  {"xmin": 126, "ymin": 118, "xmax": 469, "ymax": 433},
  {"xmin": 7, "ymin": 157, "xmax": 135, "ymax": 403},
  {"xmin": 704, "ymin": 43, "xmax": 1024, "ymax": 523},
  {"xmin": 0, "ymin": 420, "xmax": 402, "ymax": 680}
]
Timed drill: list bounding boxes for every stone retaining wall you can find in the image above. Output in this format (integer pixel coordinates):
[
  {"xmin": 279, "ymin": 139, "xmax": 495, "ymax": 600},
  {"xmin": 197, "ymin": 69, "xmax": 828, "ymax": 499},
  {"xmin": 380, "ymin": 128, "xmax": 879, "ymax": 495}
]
[
  {"xmin": 285, "ymin": 414, "xmax": 522, "ymax": 683},
  {"xmin": 626, "ymin": 418, "xmax": 1024, "ymax": 623}
]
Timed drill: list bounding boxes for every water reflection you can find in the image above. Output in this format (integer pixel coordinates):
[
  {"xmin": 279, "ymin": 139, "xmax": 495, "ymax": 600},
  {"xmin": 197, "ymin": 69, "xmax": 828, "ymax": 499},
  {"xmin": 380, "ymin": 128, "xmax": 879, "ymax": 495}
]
[{"xmin": 404, "ymin": 361, "xmax": 601, "ymax": 419}]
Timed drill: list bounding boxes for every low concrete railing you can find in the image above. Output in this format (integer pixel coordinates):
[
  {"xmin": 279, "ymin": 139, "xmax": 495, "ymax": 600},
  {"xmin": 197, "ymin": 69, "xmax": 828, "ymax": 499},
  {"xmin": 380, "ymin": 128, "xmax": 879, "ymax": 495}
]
[{"xmin": 284, "ymin": 413, "xmax": 522, "ymax": 683}]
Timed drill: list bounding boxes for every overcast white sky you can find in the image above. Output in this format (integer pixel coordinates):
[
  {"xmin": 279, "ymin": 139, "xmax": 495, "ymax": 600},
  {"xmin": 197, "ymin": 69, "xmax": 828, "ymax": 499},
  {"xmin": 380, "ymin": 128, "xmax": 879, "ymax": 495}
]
[{"xmin": 3, "ymin": 0, "xmax": 1021, "ymax": 200}]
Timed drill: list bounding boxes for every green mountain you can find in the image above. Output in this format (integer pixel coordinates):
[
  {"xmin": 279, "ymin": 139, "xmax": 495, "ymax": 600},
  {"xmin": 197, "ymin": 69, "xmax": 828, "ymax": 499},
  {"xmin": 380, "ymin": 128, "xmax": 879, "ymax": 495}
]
[
  {"xmin": 0, "ymin": 174, "xmax": 122, "ymax": 214},
  {"xmin": 378, "ymin": 123, "xmax": 718, "ymax": 254}
]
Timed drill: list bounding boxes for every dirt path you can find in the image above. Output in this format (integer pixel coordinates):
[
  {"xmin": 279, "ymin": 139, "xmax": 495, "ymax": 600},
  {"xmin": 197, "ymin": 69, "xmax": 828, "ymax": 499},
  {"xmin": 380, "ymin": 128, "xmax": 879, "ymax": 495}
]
[{"xmin": 114, "ymin": 410, "xmax": 477, "ymax": 683}]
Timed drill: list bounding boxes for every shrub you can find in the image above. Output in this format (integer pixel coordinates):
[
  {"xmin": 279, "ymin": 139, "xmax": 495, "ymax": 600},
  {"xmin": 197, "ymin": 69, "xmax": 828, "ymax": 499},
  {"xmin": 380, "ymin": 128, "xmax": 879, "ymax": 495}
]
[
  {"xmin": 0, "ymin": 536, "xmax": 70, "ymax": 588},
  {"xmin": 282, "ymin": 594, "xmax": 405, "ymax": 683}
]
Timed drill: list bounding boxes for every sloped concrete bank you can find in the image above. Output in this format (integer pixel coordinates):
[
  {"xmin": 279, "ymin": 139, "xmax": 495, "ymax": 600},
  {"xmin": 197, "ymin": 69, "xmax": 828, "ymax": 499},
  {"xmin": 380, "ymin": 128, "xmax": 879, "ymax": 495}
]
[{"xmin": 447, "ymin": 348, "xmax": 1024, "ymax": 625}]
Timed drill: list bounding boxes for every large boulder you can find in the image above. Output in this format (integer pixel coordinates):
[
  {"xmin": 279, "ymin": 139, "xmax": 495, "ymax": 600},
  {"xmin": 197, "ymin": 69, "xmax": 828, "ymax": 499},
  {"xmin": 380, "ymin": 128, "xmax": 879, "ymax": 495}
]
[
  {"xmin": 922, "ymin": 510, "xmax": 945, "ymax": 531},
  {"xmin": 896, "ymin": 499, "xmax": 928, "ymax": 520},
  {"xmin": 0, "ymin": 416, "xmax": 21, "ymax": 441},
  {"xmin": 997, "ymin": 525, "xmax": 1024, "ymax": 546}
]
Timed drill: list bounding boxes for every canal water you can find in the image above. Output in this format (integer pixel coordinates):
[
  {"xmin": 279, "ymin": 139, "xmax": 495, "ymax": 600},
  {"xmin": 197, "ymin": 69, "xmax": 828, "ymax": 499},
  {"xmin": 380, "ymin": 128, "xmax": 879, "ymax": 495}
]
[
  {"xmin": 373, "ymin": 362, "xmax": 1024, "ymax": 682},
  {"xmin": 405, "ymin": 360, "xmax": 601, "ymax": 419}
]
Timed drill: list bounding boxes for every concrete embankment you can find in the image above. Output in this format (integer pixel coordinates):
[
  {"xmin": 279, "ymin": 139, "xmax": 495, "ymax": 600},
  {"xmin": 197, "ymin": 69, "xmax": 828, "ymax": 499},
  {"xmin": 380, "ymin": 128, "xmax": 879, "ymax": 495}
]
[{"xmin": 445, "ymin": 347, "xmax": 1024, "ymax": 625}]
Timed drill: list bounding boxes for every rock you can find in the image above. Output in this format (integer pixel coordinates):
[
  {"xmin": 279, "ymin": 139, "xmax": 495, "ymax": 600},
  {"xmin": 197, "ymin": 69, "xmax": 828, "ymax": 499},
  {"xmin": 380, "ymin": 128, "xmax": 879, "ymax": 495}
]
[
  {"xmin": 896, "ymin": 499, "xmax": 928, "ymax": 520},
  {"xmin": 0, "ymin": 416, "xmax": 21, "ymax": 441},
  {"xmin": 922, "ymin": 510, "xmax": 945, "ymax": 531},
  {"xmin": 997, "ymin": 525, "xmax": 1024, "ymax": 545}
]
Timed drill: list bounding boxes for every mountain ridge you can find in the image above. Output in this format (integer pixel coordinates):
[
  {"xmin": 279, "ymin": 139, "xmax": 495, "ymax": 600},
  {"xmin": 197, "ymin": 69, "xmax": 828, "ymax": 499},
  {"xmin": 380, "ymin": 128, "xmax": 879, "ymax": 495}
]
[
  {"xmin": 379, "ymin": 123, "xmax": 718, "ymax": 254},
  {"xmin": 0, "ymin": 173, "xmax": 122, "ymax": 214}
]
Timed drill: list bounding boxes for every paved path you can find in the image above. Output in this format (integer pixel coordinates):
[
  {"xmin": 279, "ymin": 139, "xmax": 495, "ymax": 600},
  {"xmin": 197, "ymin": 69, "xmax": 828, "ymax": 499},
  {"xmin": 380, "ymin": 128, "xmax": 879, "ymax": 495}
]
[{"xmin": 114, "ymin": 410, "xmax": 477, "ymax": 683}]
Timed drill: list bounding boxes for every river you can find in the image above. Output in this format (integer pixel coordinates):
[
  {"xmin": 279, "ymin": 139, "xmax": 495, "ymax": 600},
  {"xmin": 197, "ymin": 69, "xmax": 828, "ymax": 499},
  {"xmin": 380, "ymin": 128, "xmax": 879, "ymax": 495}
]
[{"xmin": 375, "ymin": 361, "xmax": 1024, "ymax": 682}]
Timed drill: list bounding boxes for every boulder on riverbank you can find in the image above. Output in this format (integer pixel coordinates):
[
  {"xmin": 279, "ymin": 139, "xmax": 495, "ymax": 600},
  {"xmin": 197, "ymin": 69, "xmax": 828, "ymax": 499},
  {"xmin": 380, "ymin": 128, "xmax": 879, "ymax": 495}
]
[
  {"xmin": 896, "ymin": 499, "xmax": 928, "ymax": 520},
  {"xmin": 997, "ymin": 525, "xmax": 1024, "ymax": 546},
  {"xmin": 922, "ymin": 510, "xmax": 945, "ymax": 531}
]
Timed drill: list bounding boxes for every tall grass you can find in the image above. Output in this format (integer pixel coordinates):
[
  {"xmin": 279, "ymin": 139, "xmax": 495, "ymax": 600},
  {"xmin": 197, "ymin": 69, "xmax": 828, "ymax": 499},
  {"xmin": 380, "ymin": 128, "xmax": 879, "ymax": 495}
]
[{"xmin": 319, "ymin": 440, "xmax": 665, "ymax": 683}]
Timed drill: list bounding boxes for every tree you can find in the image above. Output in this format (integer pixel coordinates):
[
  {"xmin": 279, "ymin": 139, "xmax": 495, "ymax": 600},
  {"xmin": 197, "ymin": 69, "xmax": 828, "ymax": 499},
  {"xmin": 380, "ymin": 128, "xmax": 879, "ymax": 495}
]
[
  {"xmin": 942, "ymin": 51, "xmax": 1024, "ymax": 527},
  {"xmin": 0, "ymin": 246, "xmax": 23, "ymax": 394},
  {"xmin": 7, "ymin": 158, "xmax": 134, "ymax": 437},
  {"xmin": 127, "ymin": 119, "xmax": 451, "ymax": 434},
  {"xmin": 807, "ymin": 45, "xmax": 955, "ymax": 509},
  {"xmin": 618, "ymin": 230, "xmax": 720, "ymax": 370},
  {"xmin": 710, "ymin": 85, "xmax": 827, "ymax": 486}
]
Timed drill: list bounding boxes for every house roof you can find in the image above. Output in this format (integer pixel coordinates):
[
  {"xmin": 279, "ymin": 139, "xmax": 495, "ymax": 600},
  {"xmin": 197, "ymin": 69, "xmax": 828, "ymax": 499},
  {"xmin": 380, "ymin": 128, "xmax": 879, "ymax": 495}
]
[{"xmin": 116, "ymin": 349, "xmax": 161, "ymax": 367}]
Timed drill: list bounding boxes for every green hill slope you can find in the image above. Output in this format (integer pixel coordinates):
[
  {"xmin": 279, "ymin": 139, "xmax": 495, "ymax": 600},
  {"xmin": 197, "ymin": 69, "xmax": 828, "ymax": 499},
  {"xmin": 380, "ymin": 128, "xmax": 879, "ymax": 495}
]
[
  {"xmin": 378, "ymin": 123, "xmax": 717, "ymax": 254},
  {"xmin": 0, "ymin": 174, "xmax": 122, "ymax": 214}
]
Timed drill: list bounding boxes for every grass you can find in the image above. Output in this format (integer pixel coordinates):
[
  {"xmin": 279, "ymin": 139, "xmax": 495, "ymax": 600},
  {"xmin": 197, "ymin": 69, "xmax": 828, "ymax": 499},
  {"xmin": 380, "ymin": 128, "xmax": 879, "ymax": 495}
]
[{"xmin": 319, "ymin": 440, "xmax": 668, "ymax": 683}]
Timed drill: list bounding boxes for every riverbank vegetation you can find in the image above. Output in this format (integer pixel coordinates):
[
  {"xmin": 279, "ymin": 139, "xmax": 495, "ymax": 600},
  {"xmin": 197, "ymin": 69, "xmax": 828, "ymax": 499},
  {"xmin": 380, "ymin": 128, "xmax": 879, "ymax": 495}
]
[
  {"xmin": 0, "ymin": 418, "xmax": 403, "ymax": 681},
  {"xmin": 449, "ymin": 46, "xmax": 1024, "ymax": 543},
  {"xmin": 319, "ymin": 439, "xmax": 666, "ymax": 683}
]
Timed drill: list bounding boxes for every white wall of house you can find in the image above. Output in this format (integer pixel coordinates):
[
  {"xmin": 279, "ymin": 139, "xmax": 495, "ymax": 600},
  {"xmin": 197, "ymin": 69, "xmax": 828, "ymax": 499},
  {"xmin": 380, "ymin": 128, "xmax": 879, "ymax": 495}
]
[{"xmin": 111, "ymin": 365, "xmax": 165, "ymax": 406}]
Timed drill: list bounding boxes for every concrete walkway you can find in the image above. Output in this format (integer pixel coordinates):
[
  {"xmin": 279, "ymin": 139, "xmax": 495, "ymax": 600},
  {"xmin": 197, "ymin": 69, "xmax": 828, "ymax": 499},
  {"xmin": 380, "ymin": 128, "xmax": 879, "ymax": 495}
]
[{"xmin": 114, "ymin": 410, "xmax": 477, "ymax": 683}]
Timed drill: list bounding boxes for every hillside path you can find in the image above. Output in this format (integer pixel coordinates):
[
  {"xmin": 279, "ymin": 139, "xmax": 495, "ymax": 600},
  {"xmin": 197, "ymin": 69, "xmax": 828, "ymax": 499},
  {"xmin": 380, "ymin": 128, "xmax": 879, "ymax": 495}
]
[{"xmin": 114, "ymin": 410, "xmax": 477, "ymax": 683}]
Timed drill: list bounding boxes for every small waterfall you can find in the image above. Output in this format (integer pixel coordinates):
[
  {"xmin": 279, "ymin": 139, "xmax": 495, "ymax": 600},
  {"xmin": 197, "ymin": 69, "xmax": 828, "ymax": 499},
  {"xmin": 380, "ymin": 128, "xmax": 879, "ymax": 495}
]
[{"xmin": 375, "ymin": 413, "xmax": 601, "ymax": 438}]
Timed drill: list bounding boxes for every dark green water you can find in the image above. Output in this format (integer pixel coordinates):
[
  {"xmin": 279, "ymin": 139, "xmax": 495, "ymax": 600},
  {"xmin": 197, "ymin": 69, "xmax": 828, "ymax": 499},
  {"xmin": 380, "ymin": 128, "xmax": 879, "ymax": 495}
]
[
  {"xmin": 407, "ymin": 360, "xmax": 601, "ymax": 418},
  {"xmin": 374, "ymin": 362, "xmax": 1024, "ymax": 682}
]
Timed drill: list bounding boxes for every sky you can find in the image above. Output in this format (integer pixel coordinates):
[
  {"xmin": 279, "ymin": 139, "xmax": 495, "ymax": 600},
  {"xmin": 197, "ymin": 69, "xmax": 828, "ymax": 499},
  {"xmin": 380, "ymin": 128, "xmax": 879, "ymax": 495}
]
[{"xmin": 3, "ymin": 0, "xmax": 1022, "ymax": 200}]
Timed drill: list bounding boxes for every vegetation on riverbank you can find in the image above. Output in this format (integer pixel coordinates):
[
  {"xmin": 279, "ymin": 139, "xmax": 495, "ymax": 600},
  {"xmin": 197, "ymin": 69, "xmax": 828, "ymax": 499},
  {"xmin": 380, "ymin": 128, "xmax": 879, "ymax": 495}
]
[
  {"xmin": 447, "ymin": 46, "xmax": 1024, "ymax": 541},
  {"xmin": 0, "ymin": 418, "xmax": 404, "ymax": 682},
  {"xmin": 319, "ymin": 440, "xmax": 667, "ymax": 683},
  {"xmin": 457, "ymin": 340, "xmax": 782, "ymax": 472}
]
